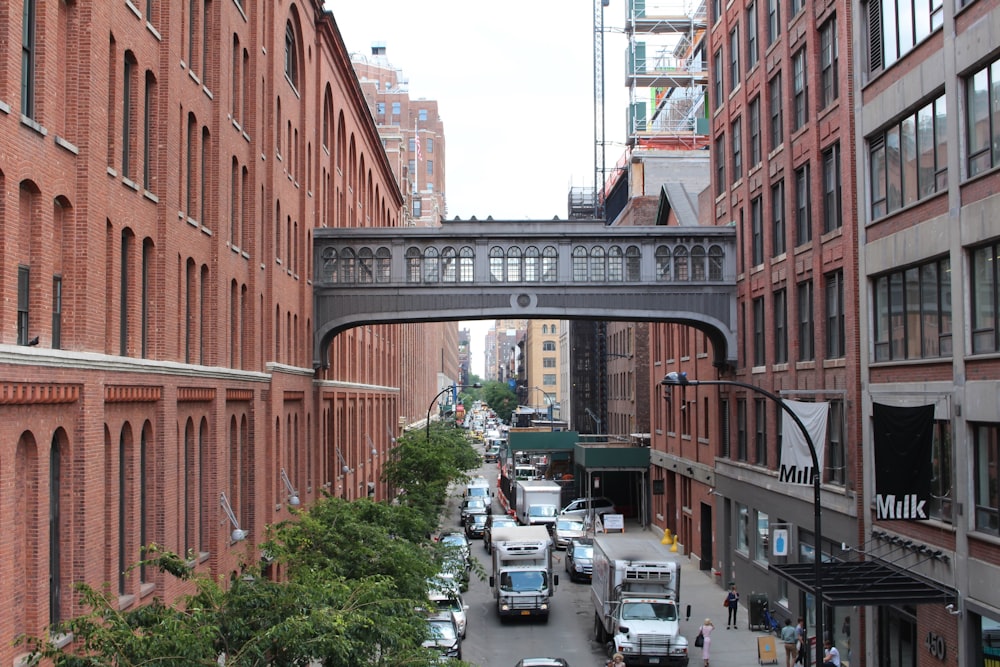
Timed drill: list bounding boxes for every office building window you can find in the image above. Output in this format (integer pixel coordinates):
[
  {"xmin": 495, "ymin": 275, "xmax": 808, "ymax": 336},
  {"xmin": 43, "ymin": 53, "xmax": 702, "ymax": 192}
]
[
  {"xmin": 755, "ymin": 398, "xmax": 767, "ymax": 465},
  {"xmin": 749, "ymin": 97, "xmax": 761, "ymax": 168},
  {"xmin": 973, "ymin": 423, "xmax": 1000, "ymax": 536},
  {"xmin": 753, "ymin": 296, "xmax": 765, "ymax": 367},
  {"xmin": 797, "ymin": 280, "xmax": 814, "ymax": 361},
  {"xmin": 412, "ymin": 198, "xmax": 421, "ymax": 218},
  {"xmin": 17, "ymin": 265, "xmax": 30, "ymax": 345},
  {"xmin": 822, "ymin": 143, "xmax": 842, "ymax": 233},
  {"xmin": 747, "ymin": 3, "xmax": 759, "ymax": 69},
  {"xmin": 774, "ymin": 288, "xmax": 788, "ymax": 363},
  {"xmin": 715, "ymin": 135, "xmax": 726, "ymax": 196},
  {"xmin": 543, "ymin": 357, "xmax": 556, "ymax": 368},
  {"xmin": 714, "ymin": 49, "xmax": 724, "ymax": 109},
  {"xmin": 972, "ymin": 242, "xmax": 1000, "ymax": 353},
  {"xmin": 283, "ymin": 22, "xmax": 298, "ymax": 89},
  {"xmin": 736, "ymin": 502, "xmax": 750, "ymax": 552},
  {"xmin": 873, "ymin": 257, "xmax": 952, "ymax": 361},
  {"xmin": 869, "ymin": 94, "xmax": 946, "ymax": 219},
  {"xmin": 793, "ymin": 49, "xmax": 808, "ymax": 130},
  {"xmin": 865, "ymin": 0, "xmax": 943, "ymax": 74},
  {"xmin": 929, "ymin": 420, "xmax": 953, "ymax": 522},
  {"xmin": 391, "ymin": 102, "xmax": 400, "ymax": 116},
  {"xmin": 794, "ymin": 164, "xmax": 811, "ymax": 246},
  {"xmin": 755, "ymin": 510, "xmax": 770, "ymax": 562},
  {"xmin": 418, "ymin": 109, "xmax": 427, "ymax": 121},
  {"xmin": 820, "ymin": 17, "xmax": 839, "ymax": 108},
  {"xmin": 732, "ymin": 117, "xmax": 743, "ymax": 183},
  {"xmin": 751, "ymin": 196, "xmax": 764, "ymax": 266},
  {"xmin": 791, "ymin": 0, "xmax": 805, "ymax": 16},
  {"xmin": 376, "ymin": 102, "xmax": 385, "ymax": 115},
  {"xmin": 21, "ymin": 0, "xmax": 37, "ymax": 118},
  {"xmin": 737, "ymin": 399, "xmax": 748, "ymax": 461},
  {"xmin": 826, "ymin": 400, "xmax": 845, "ymax": 485},
  {"xmin": 771, "ymin": 180, "xmax": 786, "ymax": 256},
  {"xmin": 542, "ymin": 374, "xmax": 557, "ymax": 386},
  {"xmin": 825, "ymin": 270, "xmax": 845, "ymax": 359},
  {"xmin": 967, "ymin": 58, "xmax": 1000, "ymax": 177},
  {"xmin": 769, "ymin": 73, "xmax": 783, "ymax": 151},
  {"xmin": 730, "ymin": 25, "xmax": 741, "ymax": 92},
  {"xmin": 768, "ymin": 0, "xmax": 781, "ymax": 45}
]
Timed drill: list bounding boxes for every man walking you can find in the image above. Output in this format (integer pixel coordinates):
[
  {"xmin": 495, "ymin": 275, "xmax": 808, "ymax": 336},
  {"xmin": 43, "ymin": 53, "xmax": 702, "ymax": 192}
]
[{"xmin": 780, "ymin": 619, "xmax": 798, "ymax": 667}]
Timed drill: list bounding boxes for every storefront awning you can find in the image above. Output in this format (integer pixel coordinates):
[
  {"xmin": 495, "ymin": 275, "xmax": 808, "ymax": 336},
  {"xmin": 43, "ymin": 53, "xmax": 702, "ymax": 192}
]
[{"xmin": 770, "ymin": 558, "xmax": 956, "ymax": 606}]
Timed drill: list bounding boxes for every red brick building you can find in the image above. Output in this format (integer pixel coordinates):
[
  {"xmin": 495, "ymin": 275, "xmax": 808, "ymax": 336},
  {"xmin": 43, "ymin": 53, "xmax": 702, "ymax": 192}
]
[{"xmin": 0, "ymin": 2, "xmax": 449, "ymax": 662}]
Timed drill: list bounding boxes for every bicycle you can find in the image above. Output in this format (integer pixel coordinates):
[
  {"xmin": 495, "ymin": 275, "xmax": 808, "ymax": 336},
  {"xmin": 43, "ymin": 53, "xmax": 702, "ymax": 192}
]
[{"xmin": 762, "ymin": 607, "xmax": 781, "ymax": 634}]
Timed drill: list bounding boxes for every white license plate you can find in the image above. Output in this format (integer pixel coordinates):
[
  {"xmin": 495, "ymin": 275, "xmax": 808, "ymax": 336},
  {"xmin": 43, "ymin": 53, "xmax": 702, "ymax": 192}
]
[{"xmin": 648, "ymin": 659, "xmax": 659, "ymax": 664}]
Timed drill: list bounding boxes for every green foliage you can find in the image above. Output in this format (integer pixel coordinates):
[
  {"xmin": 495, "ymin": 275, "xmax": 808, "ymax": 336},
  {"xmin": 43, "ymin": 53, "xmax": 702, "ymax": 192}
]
[{"xmin": 480, "ymin": 380, "xmax": 518, "ymax": 424}]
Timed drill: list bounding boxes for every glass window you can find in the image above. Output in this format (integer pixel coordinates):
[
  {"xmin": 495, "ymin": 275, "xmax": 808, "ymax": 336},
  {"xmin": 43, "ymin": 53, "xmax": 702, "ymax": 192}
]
[
  {"xmin": 973, "ymin": 423, "xmax": 999, "ymax": 536},
  {"xmin": 737, "ymin": 399, "xmax": 748, "ymax": 461},
  {"xmin": 730, "ymin": 25, "xmax": 741, "ymax": 92},
  {"xmin": 542, "ymin": 374, "xmax": 557, "ymax": 386},
  {"xmin": 736, "ymin": 502, "xmax": 750, "ymax": 552},
  {"xmin": 715, "ymin": 135, "xmax": 726, "ymax": 195},
  {"xmin": 753, "ymin": 297, "xmax": 765, "ymax": 366},
  {"xmin": 822, "ymin": 143, "xmax": 842, "ymax": 233},
  {"xmin": 866, "ymin": 0, "xmax": 943, "ymax": 73},
  {"xmin": 793, "ymin": 49, "xmax": 808, "ymax": 131},
  {"xmin": 773, "ymin": 288, "xmax": 788, "ymax": 363},
  {"xmin": 771, "ymin": 180, "xmax": 786, "ymax": 256},
  {"xmin": 769, "ymin": 74, "xmax": 783, "ymax": 151},
  {"xmin": 767, "ymin": 0, "xmax": 781, "ymax": 45},
  {"xmin": 972, "ymin": 242, "xmax": 1000, "ymax": 353},
  {"xmin": 714, "ymin": 49, "xmax": 724, "ymax": 109},
  {"xmin": 751, "ymin": 196, "xmax": 764, "ymax": 266},
  {"xmin": 872, "ymin": 257, "xmax": 952, "ymax": 361},
  {"xmin": 797, "ymin": 280, "xmax": 814, "ymax": 361},
  {"xmin": 795, "ymin": 164, "xmax": 811, "ymax": 246},
  {"xmin": 755, "ymin": 510, "xmax": 770, "ymax": 562},
  {"xmin": 749, "ymin": 97, "xmax": 762, "ymax": 168},
  {"xmin": 418, "ymin": 109, "xmax": 427, "ymax": 121},
  {"xmin": 820, "ymin": 17, "xmax": 839, "ymax": 108},
  {"xmin": 928, "ymin": 420, "xmax": 952, "ymax": 522},
  {"xmin": 747, "ymin": 3, "xmax": 759, "ymax": 68},
  {"xmin": 966, "ymin": 59, "xmax": 1000, "ymax": 177},
  {"xmin": 732, "ymin": 117, "xmax": 743, "ymax": 182},
  {"xmin": 825, "ymin": 270, "xmax": 845, "ymax": 358},
  {"xmin": 826, "ymin": 400, "xmax": 845, "ymax": 485}
]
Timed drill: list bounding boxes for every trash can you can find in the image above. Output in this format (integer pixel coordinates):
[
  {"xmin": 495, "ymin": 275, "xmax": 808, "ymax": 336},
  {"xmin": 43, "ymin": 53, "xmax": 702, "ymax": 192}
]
[{"xmin": 749, "ymin": 593, "xmax": 769, "ymax": 630}]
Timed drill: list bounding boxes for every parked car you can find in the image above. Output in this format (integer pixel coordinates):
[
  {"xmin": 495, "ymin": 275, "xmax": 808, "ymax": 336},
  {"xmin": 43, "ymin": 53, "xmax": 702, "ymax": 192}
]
[
  {"xmin": 514, "ymin": 659, "xmax": 570, "ymax": 667},
  {"xmin": 439, "ymin": 532, "xmax": 471, "ymax": 564},
  {"xmin": 564, "ymin": 538, "xmax": 593, "ymax": 583},
  {"xmin": 553, "ymin": 518, "xmax": 586, "ymax": 550},
  {"xmin": 483, "ymin": 514, "xmax": 518, "ymax": 554},
  {"xmin": 459, "ymin": 497, "xmax": 487, "ymax": 525},
  {"xmin": 423, "ymin": 611, "xmax": 462, "ymax": 661},
  {"xmin": 558, "ymin": 496, "xmax": 616, "ymax": 521},
  {"xmin": 428, "ymin": 579, "xmax": 469, "ymax": 638},
  {"xmin": 465, "ymin": 511, "xmax": 488, "ymax": 539},
  {"xmin": 484, "ymin": 445, "xmax": 501, "ymax": 463}
]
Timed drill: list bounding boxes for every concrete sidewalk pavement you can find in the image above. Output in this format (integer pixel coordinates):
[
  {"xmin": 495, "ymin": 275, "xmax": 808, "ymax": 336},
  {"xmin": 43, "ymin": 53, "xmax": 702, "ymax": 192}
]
[{"xmin": 629, "ymin": 525, "xmax": 789, "ymax": 667}]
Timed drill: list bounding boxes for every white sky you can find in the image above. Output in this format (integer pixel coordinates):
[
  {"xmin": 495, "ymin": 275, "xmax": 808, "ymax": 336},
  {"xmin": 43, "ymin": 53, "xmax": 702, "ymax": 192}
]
[{"xmin": 325, "ymin": 1, "xmax": 629, "ymax": 376}]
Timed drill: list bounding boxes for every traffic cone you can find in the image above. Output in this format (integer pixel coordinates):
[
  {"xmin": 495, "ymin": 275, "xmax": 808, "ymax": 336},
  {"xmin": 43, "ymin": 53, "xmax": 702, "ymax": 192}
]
[
  {"xmin": 670, "ymin": 540, "xmax": 679, "ymax": 553},
  {"xmin": 662, "ymin": 528, "xmax": 673, "ymax": 545}
]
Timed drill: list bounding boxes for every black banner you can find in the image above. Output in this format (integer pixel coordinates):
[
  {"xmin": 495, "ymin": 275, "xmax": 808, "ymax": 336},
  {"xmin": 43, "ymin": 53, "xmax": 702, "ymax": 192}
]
[{"xmin": 873, "ymin": 403, "xmax": 934, "ymax": 520}]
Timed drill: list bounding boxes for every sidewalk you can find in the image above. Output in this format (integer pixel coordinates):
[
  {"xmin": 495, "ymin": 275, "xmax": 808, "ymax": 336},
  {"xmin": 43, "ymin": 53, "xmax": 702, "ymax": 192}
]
[{"xmin": 630, "ymin": 524, "xmax": 787, "ymax": 667}]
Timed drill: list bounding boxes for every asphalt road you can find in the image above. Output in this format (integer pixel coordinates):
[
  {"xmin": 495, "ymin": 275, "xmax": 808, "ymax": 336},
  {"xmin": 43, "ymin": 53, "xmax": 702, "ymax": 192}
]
[{"xmin": 445, "ymin": 460, "xmax": 609, "ymax": 667}]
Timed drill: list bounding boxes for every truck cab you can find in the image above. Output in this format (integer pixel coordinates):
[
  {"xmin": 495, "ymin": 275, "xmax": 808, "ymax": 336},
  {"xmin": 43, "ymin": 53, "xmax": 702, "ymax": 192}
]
[{"xmin": 488, "ymin": 525, "xmax": 558, "ymax": 620}]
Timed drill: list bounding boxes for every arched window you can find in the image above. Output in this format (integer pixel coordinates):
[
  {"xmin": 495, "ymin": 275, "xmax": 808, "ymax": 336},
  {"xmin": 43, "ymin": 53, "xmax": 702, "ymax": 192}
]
[
  {"xmin": 489, "ymin": 246, "xmax": 504, "ymax": 282},
  {"xmin": 49, "ymin": 433, "xmax": 64, "ymax": 626},
  {"xmin": 655, "ymin": 245, "xmax": 671, "ymax": 280},
  {"xmin": 358, "ymin": 247, "xmax": 374, "ymax": 283},
  {"xmin": 283, "ymin": 21, "xmax": 299, "ymax": 89},
  {"xmin": 590, "ymin": 246, "xmax": 606, "ymax": 282},
  {"xmin": 524, "ymin": 246, "xmax": 540, "ymax": 281},
  {"xmin": 691, "ymin": 245, "xmax": 707, "ymax": 280},
  {"xmin": 506, "ymin": 246, "xmax": 523, "ymax": 282},
  {"xmin": 339, "ymin": 248, "xmax": 356, "ymax": 282},
  {"xmin": 405, "ymin": 247, "xmax": 421, "ymax": 283},
  {"xmin": 542, "ymin": 324, "xmax": 549, "ymax": 334},
  {"xmin": 441, "ymin": 247, "xmax": 458, "ymax": 282},
  {"xmin": 375, "ymin": 247, "xmax": 391, "ymax": 283},
  {"xmin": 673, "ymin": 246, "xmax": 689, "ymax": 281},
  {"xmin": 459, "ymin": 246, "xmax": 474, "ymax": 282},
  {"xmin": 423, "ymin": 247, "xmax": 439, "ymax": 283},
  {"xmin": 572, "ymin": 246, "xmax": 588, "ymax": 281},
  {"xmin": 543, "ymin": 246, "xmax": 558, "ymax": 282},
  {"xmin": 626, "ymin": 246, "xmax": 641, "ymax": 281},
  {"xmin": 709, "ymin": 245, "xmax": 725, "ymax": 280},
  {"xmin": 608, "ymin": 246, "xmax": 624, "ymax": 281},
  {"xmin": 321, "ymin": 246, "xmax": 338, "ymax": 283}
]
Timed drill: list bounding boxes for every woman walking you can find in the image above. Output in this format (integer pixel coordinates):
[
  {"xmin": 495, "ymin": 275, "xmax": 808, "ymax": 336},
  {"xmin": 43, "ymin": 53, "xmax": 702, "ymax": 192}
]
[
  {"xmin": 724, "ymin": 584, "xmax": 740, "ymax": 628},
  {"xmin": 698, "ymin": 618, "xmax": 715, "ymax": 667}
]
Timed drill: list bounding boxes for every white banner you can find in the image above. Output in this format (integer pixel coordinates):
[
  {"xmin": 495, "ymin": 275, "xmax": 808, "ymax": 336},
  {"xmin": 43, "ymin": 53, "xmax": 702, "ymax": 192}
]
[{"xmin": 778, "ymin": 400, "xmax": 829, "ymax": 486}]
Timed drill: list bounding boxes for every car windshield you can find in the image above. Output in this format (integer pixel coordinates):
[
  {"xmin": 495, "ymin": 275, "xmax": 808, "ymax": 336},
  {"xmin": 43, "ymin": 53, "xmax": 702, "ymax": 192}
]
[
  {"xmin": 470, "ymin": 514, "xmax": 487, "ymax": 526},
  {"xmin": 528, "ymin": 505, "xmax": 558, "ymax": 518},
  {"xmin": 467, "ymin": 486, "xmax": 489, "ymax": 497},
  {"xmin": 434, "ymin": 597, "xmax": 462, "ymax": 613},
  {"xmin": 463, "ymin": 499, "xmax": 485, "ymax": 509},
  {"xmin": 557, "ymin": 520, "xmax": 585, "ymax": 532},
  {"xmin": 620, "ymin": 601, "xmax": 678, "ymax": 621},
  {"xmin": 572, "ymin": 545, "xmax": 593, "ymax": 559},
  {"xmin": 499, "ymin": 571, "xmax": 549, "ymax": 593},
  {"xmin": 427, "ymin": 620, "xmax": 457, "ymax": 640},
  {"xmin": 440, "ymin": 535, "xmax": 467, "ymax": 548}
]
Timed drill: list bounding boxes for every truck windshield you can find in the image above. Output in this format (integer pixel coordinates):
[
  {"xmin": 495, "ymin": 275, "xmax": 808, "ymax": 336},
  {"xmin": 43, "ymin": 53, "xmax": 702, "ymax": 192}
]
[
  {"xmin": 620, "ymin": 601, "xmax": 678, "ymax": 621},
  {"xmin": 528, "ymin": 505, "xmax": 557, "ymax": 518},
  {"xmin": 499, "ymin": 571, "xmax": 549, "ymax": 592}
]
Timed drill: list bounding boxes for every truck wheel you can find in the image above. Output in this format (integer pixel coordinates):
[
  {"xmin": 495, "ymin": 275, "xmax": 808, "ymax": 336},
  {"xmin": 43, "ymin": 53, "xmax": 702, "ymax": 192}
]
[{"xmin": 594, "ymin": 613, "xmax": 606, "ymax": 643}]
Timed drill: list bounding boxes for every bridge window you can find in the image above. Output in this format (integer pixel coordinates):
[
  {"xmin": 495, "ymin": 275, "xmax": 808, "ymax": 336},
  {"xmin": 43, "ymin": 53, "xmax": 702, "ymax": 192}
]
[
  {"xmin": 590, "ymin": 246, "xmax": 606, "ymax": 281},
  {"xmin": 691, "ymin": 245, "xmax": 707, "ymax": 281},
  {"xmin": 459, "ymin": 247, "xmax": 474, "ymax": 282},
  {"xmin": 524, "ymin": 246, "xmax": 540, "ymax": 281},
  {"xmin": 673, "ymin": 247, "xmax": 689, "ymax": 281},
  {"xmin": 543, "ymin": 246, "xmax": 558, "ymax": 282},
  {"xmin": 423, "ymin": 247, "xmax": 439, "ymax": 283},
  {"xmin": 340, "ymin": 248, "xmax": 356, "ymax": 282},
  {"xmin": 490, "ymin": 247, "xmax": 504, "ymax": 282},
  {"xmin": 626, "ymin": 246, "xmax": 641, "ymax": 281},
  {"xmin": 709, "ymin": 245, "xmax": 725, "ymax": 280},
  {"xmin": 656, "ymin": 246, "xmax": 672, "ymax": 280},
  {"xmin": 322, "ymin": 247, "xmax": 338, "ymax": 283},
  {"xmin": 506, "ymin": 246, "xmax": 523, "ymax": 282},
  {"xmin": 608, "ymin": 246, "xmax": 624, "ymax": 281},
  {"xmin": 442, "ymin": 247, "xmax": 458, "ymax": 282},
  {"xmin": 358, "ymin": 247, "xmax": 374, "ymax": 284},
  {"xmin": 572, "ymin": 246, "xmax": 588, "ymax": 281},
  {"xmin": 376, "ymin": 248, "xmax": 391, "ymax": 283},
  {"xmin": 406, "ymin": 247, "xmax": 421, "ymax": 283}
]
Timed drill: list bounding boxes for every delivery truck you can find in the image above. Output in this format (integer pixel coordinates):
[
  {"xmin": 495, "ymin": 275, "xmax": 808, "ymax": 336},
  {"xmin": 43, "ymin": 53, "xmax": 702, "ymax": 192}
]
[
  {"xmin": 514, "ymin": 479, "xmax": 562, "ymax": 530},
  {"xmin": 489, "ymin": 525, "xmax": 558, "ymax": 621}
]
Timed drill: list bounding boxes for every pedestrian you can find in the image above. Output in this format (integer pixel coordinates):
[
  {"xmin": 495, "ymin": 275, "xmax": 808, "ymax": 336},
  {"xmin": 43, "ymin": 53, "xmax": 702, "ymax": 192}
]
[
  {"xmin": 795, "ymin": 618, "xmax": 807, "ymax": 666},
  {"xmin": 606, "ymin": 652, "xmax": 626, "ymax": 667},
  {"xmin": 780, "ymin": 618, "xmax": 798, "ymax": 667},
  {"xmin": 822, "ymin": 639, "xmax": 841, "ymax": 667},
  {"xmin": 724, "ymin": 583, "xmax": 740, "ymax": 628},
  {"xmin": 698, "ymin": 618, "xmax": 715, "ymax": 667}
]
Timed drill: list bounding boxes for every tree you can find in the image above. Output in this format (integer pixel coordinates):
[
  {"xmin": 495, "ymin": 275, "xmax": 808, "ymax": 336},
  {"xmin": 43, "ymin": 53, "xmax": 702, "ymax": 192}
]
[{"xmin": 480, "ymin": 380, "xmax": 518, "ymax": 424}]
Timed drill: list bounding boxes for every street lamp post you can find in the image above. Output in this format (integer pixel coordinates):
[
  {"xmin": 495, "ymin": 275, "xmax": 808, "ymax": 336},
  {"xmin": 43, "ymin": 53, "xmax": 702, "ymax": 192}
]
[
  {"xmin": 531, "ymin": 386, "xmax": 555, "ymax": 421},
  {"xmin": 660, "ymin": 371, "xmax": 824, "ymax": 667},
  {"xmin": 426, "ymin": 383, "xmax": 482, "ymax": 442}
]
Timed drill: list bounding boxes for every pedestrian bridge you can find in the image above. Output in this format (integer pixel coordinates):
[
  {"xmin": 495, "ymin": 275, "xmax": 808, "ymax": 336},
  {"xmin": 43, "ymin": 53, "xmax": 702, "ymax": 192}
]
[{"xmin": 313, "ymin": 218, "xmax": 737, "ymax": 369}]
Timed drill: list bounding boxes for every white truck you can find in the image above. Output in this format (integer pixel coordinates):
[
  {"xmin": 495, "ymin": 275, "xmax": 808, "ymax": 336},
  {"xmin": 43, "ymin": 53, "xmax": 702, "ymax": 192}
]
[
  {"xmin": 488, "ymin": 525, "xmax": 558, "ymax": 621},
  {"xmin": 514, "ymin": 479, "xmax": 562, "ymax": 529},
  {"xmin": 591, "ymin": 534, "xmax": 689, "ymax": 667}
]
